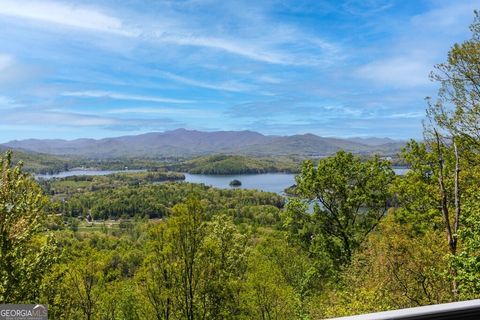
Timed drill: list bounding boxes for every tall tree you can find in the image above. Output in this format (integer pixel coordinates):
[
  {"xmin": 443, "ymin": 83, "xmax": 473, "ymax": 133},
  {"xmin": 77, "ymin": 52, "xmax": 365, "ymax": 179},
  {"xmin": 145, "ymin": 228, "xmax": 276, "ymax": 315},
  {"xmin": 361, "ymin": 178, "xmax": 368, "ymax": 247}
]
[
  {"xmin": 63, "ymin": 247, "xmax": 110, "ymax": 320},
  {"xmin": 288, "ymin": 151, "xmax": 394, "ymax": 265},
  {"xmin": 169, "ymin": 198, "xmax": 207, "ymax": 320},
  {"xmin": 138, "ymin": 222, "xmax": 175, "ymax": 320},
  {"xmin": 422, "ymin": 10, "xmax": 480, "ymax": 297},
  {"xmin": 0, "ymin": 151, "xmax": 56, "ymax": 303},
  {"xmin": 139, "ymin": 199, "xmax": 250, "ymax": 319}
]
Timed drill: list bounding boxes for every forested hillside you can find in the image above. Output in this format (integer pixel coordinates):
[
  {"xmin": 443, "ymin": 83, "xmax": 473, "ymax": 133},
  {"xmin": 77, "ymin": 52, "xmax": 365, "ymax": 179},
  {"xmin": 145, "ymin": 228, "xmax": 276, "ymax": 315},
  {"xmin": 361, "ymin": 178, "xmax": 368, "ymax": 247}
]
[
  {"xmin": 163, "ymin": 154, "xmax": 299, "ymax": 174},
  {"xmin": 0, "ymin": 146, "xmax": 70, "ymax": 174}
]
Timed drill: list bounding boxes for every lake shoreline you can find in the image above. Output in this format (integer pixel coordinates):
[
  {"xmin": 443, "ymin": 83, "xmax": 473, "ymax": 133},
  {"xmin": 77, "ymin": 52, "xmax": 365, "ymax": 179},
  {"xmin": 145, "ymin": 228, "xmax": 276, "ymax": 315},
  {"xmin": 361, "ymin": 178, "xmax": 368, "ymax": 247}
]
[{"xmin": 35, "ymin": 168, "xmax": 409, "ymax": 195}]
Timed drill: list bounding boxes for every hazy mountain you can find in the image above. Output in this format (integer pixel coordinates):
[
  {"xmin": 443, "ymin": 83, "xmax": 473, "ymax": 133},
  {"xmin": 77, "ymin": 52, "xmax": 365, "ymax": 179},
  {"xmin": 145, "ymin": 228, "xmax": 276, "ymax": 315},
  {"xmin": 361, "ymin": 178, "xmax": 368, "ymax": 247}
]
[
  {"xmin": 3, "ymin": 129, "xmax": 405, "ymax": 159},
  {"xmin": 346, "ymin": 137, "xmax": 400, "ymax": 146},
  {"xmin": 237, "ymin": 134, "xmax": 374, "ymax": 156}
]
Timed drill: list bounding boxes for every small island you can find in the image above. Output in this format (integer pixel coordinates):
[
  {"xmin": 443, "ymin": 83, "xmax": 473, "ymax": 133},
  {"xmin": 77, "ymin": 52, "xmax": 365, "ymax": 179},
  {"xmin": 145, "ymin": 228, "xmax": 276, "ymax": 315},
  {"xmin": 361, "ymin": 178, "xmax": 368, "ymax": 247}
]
[{"xmin": 229, "ymin": 179, "xmax": 242, "ymax": 187}]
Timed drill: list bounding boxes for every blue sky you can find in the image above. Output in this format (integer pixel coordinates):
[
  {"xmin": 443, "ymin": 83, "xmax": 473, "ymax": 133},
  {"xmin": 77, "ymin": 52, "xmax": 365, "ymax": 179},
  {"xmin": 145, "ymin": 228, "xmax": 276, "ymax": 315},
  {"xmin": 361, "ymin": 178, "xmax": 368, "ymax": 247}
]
[{"xmin": 0, "ymin": 0, "xmax": 477, "ymax": 142}]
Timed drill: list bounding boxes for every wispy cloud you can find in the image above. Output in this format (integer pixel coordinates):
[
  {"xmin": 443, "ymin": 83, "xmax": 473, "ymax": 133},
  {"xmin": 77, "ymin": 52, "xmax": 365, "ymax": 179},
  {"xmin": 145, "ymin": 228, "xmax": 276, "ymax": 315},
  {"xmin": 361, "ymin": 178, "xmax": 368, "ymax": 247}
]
[
  {"xmin": 0, "ymin": 0, "xmax": 341, "ymax": 66},
  {"xmin": 227, "ymin": 99, "xmax": 364, "ymax": 119},
  {"xmin": 389, "ymin": 112, "xmax": 424, "ymax": 118},
  {"xmin": 0, "ymin": 54, "xmax": 13, "ymax": 71},
  {"xmin": 355, "ymin": 57, "xmax": 432, "ymax": 87},
  {"xmin": 61, "ymin": 91, "xmax": 195, "ymax": 104},
  {"xmin": 0, "ymin": 95, "xmax": 16, "ymax": 108},
  {"xmin": 256, "ymin": 75, "xmax": 283, "ymax": 84},
  {"xmin": 410, "ymin": 1, "xmax": 477, "ymax": 31},
  {"xmin": 3, "ymin": 109, "xmax": 117, "ymax": 126},
  {"xmin": 158, "ymin": 71, "xmax": 254, "ymax": 92},
  {"xmin": 354, "ymin": 1, "xmax": 477, "ymax": 88},
  {"xmin": 106, "ymin": 107, "xmax": 216, "ymax": 118},
  {"xmin": 156, "ymin": 34, "xmax": 287, "ymax": 64},
  {"xmin": 0, "ymin": 0, "xmax": 135, "ymax": 36},
  {"xmin": 342, "ymin": 0, "xmax": 394, "ymax": 16},
  {"xmin": 1, "ymin": 107, "xmax": 182, "ymax": 131},
  {"xmin": 151, "ymin": 33, "xmax": 338, "ymax": 66},
  {"xmin": 0, "ymin": 53, "xmax": 44, "ymax": 87}
]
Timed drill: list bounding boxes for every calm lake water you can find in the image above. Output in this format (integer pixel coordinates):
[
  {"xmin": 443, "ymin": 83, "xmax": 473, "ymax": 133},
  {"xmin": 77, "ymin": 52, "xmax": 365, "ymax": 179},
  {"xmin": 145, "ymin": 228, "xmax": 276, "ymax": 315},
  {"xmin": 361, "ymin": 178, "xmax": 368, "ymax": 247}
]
[
  {"xmin": 35, "ymin": 169, "xmax": 145, "ymax": 180},
  {"xmin": 184, "ymin": 173, "xmax": 296, "ymax": 194},
  {"xmin": 184, "ymin": 168, "xmax": 408, "ymax": 194},
  {"xmin": 393, "ymin": 168, "xmax": 409, "ymax": 175},
  {"xmin": 36, "ymin": 168, "xmax": 408, "ymax": 195}
]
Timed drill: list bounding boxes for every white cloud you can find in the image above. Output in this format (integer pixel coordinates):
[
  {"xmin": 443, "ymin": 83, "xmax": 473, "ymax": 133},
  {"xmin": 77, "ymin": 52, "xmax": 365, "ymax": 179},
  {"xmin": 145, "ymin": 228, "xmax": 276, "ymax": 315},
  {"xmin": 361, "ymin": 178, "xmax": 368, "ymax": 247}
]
[
  {"xmin": 1, "ymin": 108, "xmax": 182, "ymax": 129},
  {"xmin": 61, "ymin": 91, "xmax": 194, "ymax": 104},
  {"xmin": 410, "ymin": 2, "xmax": 477, "ymax": 31},
  {"xmin": 158, "ymin": 71, "xmax": 254, "ymax": 92},
  {"xmin": 354, "ymin": 1, "xmax": 477, "ymax": 88},
  {"xmin": 0, "ymin": 54, "xmax": 13, "ymax": 71},
  {"xmin": 356, "ymin": 57, "xmax": 432, "ymax": 88},
  {"xmin": 158, "ymin": 34, "xmax": 289, "ymax": 65},
  {"xmin": 256, "ymin": 75, "xmax": 282, "ymax": 84},
  {"xmin": 0, "ymin": 95, "xmax": 16, "ymax": 109},
  {"xmin": 3, "ymin": 110, "xmax": 117, "ymax": 126},
  {"xmin": 0, "ymin": 0, "xmax": 340, "ymax": 66},
  {"xmin": 342, "ymin": 0, "xmax": 393, "ymax": 16},
  {"xmin": 0, "ymin": 0, "xmax": 136, "ymax": 36},
  {"xmin": 106, "ymin": 107, "xmax": 216, "ymax": 117},
  {"xmin": 0, "ymin": 96, "xmax": 12, "ymax": 103},
  {"xmin": 0, "ymin": 53, "xmax": 42, "ymax": 86},
  {"xmin": 389, "ymin": 112, "xmax": 424, "ymax": 118}
]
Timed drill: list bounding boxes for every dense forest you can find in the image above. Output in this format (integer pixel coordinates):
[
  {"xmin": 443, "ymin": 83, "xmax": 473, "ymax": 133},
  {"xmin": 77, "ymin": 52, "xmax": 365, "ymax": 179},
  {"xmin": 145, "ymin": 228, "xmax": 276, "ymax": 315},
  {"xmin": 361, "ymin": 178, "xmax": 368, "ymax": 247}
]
[
  {"xmin": 15, "ymin": 151, "xmax": 301, "ymax": 176},
  {"xmin": 1, "ymin": 11, "xmax": 480, "ymax": 320},
  {"xmin": 162, "ymin": 155, "xmax": 300, "ymax": 174},
  {"xmin": 2, "ymin": 147, "xmax": 72, "ymax": 174}
]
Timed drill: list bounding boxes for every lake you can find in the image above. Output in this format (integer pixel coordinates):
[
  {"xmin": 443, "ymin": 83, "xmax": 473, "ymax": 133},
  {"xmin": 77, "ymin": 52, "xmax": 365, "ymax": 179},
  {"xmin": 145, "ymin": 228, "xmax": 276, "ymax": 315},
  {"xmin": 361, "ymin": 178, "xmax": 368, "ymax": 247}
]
[
  {"xmin": 36, "ymin": 168, "xmax": 408, "ymax": 195},
  {"xmin": 35, "ymin": 170, "xmax": 295, "ymax": 194},
  {"xmin": 35, "ymin": 169, "xmax": 145, "ymax": 180},
  {"xmin": 185, "ymin": 167, "xmax": 408, "ymax": 194},
  {"xmin": 184, "ymin": 173, "xmax": 296, "ymax": 194}
]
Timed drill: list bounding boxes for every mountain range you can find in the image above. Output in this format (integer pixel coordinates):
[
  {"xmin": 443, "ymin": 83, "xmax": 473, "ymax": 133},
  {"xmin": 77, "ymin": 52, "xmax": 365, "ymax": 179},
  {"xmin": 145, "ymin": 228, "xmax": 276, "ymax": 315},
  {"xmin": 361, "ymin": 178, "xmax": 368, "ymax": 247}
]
[{"xmin": 2, "ymin": 129, "xmax": 405, "ymax": 159}]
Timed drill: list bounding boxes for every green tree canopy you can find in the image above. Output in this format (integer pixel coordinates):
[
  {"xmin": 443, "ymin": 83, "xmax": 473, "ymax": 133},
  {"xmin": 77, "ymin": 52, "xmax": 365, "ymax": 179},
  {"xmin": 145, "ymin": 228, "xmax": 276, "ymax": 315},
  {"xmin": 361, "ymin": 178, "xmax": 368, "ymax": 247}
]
[
  {"xmin": 0, "ymin": 151, "xmax": 56, "ymax": 303},
  {"xmin": 287, "ymin": 151, "xmax": 394, "ymax": 265}
]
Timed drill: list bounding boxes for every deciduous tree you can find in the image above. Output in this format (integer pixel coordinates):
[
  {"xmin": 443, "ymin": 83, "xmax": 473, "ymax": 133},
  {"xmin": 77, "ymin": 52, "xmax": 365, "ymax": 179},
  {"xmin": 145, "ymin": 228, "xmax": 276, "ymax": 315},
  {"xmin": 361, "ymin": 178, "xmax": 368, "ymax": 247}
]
[
  {"xmin": 0, "ymin": 151, "xmax": 56, "ymax": 303},
  {"xmin": 289, "ymin": 151, "xmax": 394, "ymax": 264}
]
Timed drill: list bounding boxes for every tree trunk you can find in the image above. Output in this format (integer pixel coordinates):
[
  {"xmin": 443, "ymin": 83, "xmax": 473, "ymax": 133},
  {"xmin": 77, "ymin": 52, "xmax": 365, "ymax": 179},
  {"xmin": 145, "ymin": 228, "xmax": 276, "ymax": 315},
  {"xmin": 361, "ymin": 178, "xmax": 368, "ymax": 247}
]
[{"xmin": 434, "ymin": 130, "xmax": 458, "ymax": 298}]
